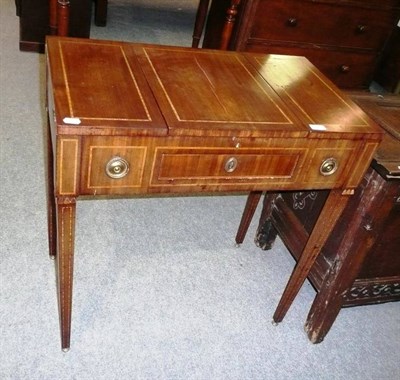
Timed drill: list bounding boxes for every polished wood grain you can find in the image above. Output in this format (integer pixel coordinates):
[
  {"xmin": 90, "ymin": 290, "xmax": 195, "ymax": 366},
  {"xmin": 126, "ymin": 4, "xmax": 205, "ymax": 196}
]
[{"xmin": 46, "ymin": 36, "xmax": 381, "ymax": 350}]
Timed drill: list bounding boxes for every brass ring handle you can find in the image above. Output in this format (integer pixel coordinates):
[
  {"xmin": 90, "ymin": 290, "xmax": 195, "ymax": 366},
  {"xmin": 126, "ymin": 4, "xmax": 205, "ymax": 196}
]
[
  {"xmin": 224, "ymin": 157, "xmax": 238, "ymax": 173},
  {"xmin": 320, "ymin": 158, "xmax": 338, "ymax": 176},
  {"xmin": 105, "ymin": 156, "xmax": 130, "ymax": 179}
]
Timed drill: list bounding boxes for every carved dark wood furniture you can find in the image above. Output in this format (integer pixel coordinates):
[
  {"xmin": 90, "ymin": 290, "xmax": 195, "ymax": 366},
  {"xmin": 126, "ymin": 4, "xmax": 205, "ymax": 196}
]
[
  {"xmin": 46, "ymin": 36, "xmax": 381, "ymax": 350},
  {"xmin": 16, "ymin": 0, "xmax": 91, "ymax": 52},
  {"xmin": 203, "ymin": 0, "xmax": 400, "ymax": 89},
  {"xmin": 250, "ymin": 93, "xmax": 400, "ymax": 343}
]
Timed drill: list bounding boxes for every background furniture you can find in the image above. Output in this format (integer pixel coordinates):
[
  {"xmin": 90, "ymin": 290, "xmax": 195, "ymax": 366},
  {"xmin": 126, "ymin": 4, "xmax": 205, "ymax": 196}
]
[
  {"xmin": 16, "ymin": 0, "xmax": 92, "ymax": 52},
  {"xmin": 203, "ymin": 0, "xmax": 400, "ymax": 89},
  {"xmin": 374, "ymin": 24, "xmax": 400, "ymax": 93},
  {"xmin": 16, "ymin": 0, "xmax": 210, "ymax": 51},
  {"xmin": 46, "ymin": 36, "xmax": 380, "ymax": 349},
  {"xmin": 94, "ymin": 0, "xmax": 108, "ymax": 26},
  {"xmin": 253, "ymin": 93, "xmax": 400, "ymax": 343},
  {"xmin": 92, "ymin": 0, "xmax": 211, "ymax": 47}
]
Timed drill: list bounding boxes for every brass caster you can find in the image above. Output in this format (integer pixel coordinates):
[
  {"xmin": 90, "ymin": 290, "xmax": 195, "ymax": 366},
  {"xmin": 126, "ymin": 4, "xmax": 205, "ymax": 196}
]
[
  {"xmin": 271, "ymin": 320, "xmax": 279, "ymax": 326},
  {"xmin": 62, "ymin": 348, "xmax": 70, "ymax": 352},
  {"xmin": 50, "ymin": 255, "xmax": 56, "ymax": 261},
  {"xmin": 234, "ymin": 243, "xmax": 241, "ymax": 248}
]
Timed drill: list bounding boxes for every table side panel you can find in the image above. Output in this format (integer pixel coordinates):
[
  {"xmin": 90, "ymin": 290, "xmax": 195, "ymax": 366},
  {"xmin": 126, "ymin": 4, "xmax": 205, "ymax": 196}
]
[{"xmin": 56, "ymin": 137, "xmax": 81, "ymax": 196}]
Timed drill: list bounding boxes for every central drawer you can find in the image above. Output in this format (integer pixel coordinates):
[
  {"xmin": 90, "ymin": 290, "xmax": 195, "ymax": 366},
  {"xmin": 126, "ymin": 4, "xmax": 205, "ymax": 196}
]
[{"xmin": 150, "ymin": 147, "xmax": 304, "ymax": 186}]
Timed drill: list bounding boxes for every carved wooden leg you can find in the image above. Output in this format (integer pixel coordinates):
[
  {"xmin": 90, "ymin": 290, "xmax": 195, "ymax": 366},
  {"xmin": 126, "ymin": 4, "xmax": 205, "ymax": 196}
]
[
  {"xmin": 47, "ymin": 121, "xmax": 57, "ymax": 259},
  {"xmin": 192, "ymin": 0, "xmax": 210, "ymax": 48},
  {"xmin": 272, "ymin": 189, "xmax": 352, "ymax": 324},
  {"xmin": 56, "ymin": 197, "xmax": 76, "ymax": 351},
  {"xmin": 220, "ymin": 0, "xmax": 242, "ymax": 50},
  {"xmin": 235, "ymin": 191, "xmax": 262, "ymax": 244},
  {"xmin": 57, "ymin": 0, "xmax": 70, "ymax": 37},
  {"xmin": 254, "ymin": 193, "xmax": 279, "ymax": 250},
  {"xmin": 304, "ymin": 171, "xmax": 395, "ymax": 343},
  {"xmin": 94, "ymin": 0, "xmax": 108, "ymax": 27}
]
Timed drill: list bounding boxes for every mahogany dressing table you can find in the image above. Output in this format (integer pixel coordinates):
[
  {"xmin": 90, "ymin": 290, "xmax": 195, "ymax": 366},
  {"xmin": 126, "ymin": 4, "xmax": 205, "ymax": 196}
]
[{"xmin": 45, "ymin": 36, "xmax": 381, "ymax": 350}]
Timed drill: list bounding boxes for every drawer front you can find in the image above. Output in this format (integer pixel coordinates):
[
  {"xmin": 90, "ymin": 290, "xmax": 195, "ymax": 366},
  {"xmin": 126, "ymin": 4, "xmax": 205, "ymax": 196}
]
[
  {"xmin": 80, "ymin": 138, "xmax": 358, "ymax": 195},
  {"xmin": 245, "ymin": 44, "xmax": 377, "ymax": 88},
  {"xmin": 150, "ymin": 147, "xmax": 306, "ymax": 187},
  {"xmin": 81, "ymin": 139, "xmax": 147, "ymax": 194},
  {"xmin": 250, "ymin": 0, "xmax": 397, "ymax": 51},
  {"xmin": 299, "ymin": 146, "xmax": 355, "ymax": 188}
]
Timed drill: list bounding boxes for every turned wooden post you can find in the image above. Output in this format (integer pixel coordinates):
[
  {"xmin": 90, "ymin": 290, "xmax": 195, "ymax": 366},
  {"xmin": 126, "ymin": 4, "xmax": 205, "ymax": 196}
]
[
  {"xmin": 49, "ymin": 0, "xmax": 71, "ymax": 36},
  {"xmin": 220, "ymin": 0, "xmax": 241, "ymax": 50},
  {"xmin": 57, "ymin": 0, "xmax": 71, "ymax": 37}
]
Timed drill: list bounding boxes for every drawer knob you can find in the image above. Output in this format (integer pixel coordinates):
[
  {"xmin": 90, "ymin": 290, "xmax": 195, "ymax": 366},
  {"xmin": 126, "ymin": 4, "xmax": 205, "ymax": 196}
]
[
  {"xmin": 287, "ymin": 18, "xmax": 298, "ymax": 27},
  {"xmin": 356, "ymin": 24, "xmax": 367, "ymax": 34},
  {"xmin": 320, "ymin": 158, "xmax": 338, "ymax": 176},
  {"xmin": 105, "ymin": 156, "xmax": 130, "ymax": 179},
  {"xmin": 340, "ymin": 65, "xmax": 351, "ymax": 73},
  {"xmin": 224, "ymin": 157, "xmax": 238, "ymax": 173}
]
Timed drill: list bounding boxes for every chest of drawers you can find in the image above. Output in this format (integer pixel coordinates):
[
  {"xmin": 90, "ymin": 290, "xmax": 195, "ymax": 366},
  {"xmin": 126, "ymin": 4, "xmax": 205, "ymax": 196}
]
[
  {"xmin": 203, "ymin": 0, "xmax": 400, "ymax": 89},
  {"xmin": 46, "ymin": 37, "xmax": 381, "ymax": 349}
]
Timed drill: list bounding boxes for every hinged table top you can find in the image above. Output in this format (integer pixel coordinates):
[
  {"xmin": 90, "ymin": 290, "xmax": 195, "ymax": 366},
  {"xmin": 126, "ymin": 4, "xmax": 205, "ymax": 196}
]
[{"xmin": 46, "ymin": 36, "xmax": 381, "ymax": 140}]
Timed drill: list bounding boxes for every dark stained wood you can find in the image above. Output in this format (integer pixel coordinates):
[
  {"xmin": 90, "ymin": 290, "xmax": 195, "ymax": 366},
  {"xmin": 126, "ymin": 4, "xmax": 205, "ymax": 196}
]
[
  {"xmin": 304, "ymin": 169, "xmax": 399, "ymax": 343},
  {"xmin": 220, "ymin": 0, "xmax": 242, "ymax": 50},
  {"xmin": 18, "ymin": 0, "xmax": 91, "ymax": 53},
  {"xmin": 57, "ymin": 0, "xmax": 71, "ymax": 37},
  {"xmin": 192, "ymin": 0, "xmax": 211, "ymax": 48},
  {"xmin": 253, "ymin": 193, "xmax": 279, "ymax": 250},
  {"xmin": 203, "ymin": 0, "xmax": 233, "ymax": 49},
  {"xmin": 203, "ymin": 0, "xmax": 400, "ymax": 89},
  {"xmin": 374, "ymin": 22, "xmax": 400, "ymax": 93},
  {"xmin": 49, "ymin": 0, "xmax": 58, "ymax": 35},
  {"xmin": 235, "ymin": 190, "xmax": 262, "ymax": 245},
  {"xmin": 46, "ymin": 36, "xmax": 382, "ymax": 349},
  {"xmin": 94, "ymin": 0, "xmax": 108, "ymax": 27},
  {"xmin": 272, "ymin": 188, "xmax": 352, "ymax": 324}
]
